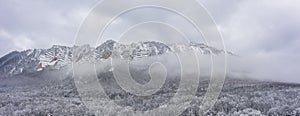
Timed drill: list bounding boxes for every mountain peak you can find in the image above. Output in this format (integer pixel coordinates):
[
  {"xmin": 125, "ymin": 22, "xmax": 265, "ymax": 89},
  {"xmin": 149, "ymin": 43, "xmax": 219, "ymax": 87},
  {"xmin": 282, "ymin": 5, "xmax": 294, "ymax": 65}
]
[{"xmin": 0, "ymin": 40, "xmax": 231, "ymax": 77}]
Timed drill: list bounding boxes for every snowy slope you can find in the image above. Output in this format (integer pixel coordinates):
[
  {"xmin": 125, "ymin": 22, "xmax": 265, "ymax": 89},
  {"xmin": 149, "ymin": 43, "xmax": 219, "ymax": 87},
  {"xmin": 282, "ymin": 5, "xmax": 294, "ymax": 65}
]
[{"xmin": 1, "ymin": 69, "xmax": 300, "ymax": 115}]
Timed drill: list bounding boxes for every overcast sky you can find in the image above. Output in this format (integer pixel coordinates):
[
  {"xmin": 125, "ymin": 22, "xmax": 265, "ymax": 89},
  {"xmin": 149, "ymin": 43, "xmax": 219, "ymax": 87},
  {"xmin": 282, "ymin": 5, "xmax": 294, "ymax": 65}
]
[{"xmin": 0, "ymin": 0, "xmax": 299, "ymax": 82}]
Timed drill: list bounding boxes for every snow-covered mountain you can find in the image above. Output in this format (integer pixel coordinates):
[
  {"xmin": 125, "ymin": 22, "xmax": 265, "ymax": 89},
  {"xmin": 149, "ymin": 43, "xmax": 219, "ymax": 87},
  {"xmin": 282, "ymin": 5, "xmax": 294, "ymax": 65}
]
[
  {"xmin": 0, "ymin": 40, "xmax": 230, "ymax": 77},
  {"xmin": 2, "ymin": 41, "xmax": 300, "ymax": 116}
]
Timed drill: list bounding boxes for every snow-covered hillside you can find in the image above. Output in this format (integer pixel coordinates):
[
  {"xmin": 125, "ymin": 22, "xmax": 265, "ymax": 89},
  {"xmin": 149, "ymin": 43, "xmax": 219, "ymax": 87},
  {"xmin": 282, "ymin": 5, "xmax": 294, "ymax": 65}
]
[{"xmin": 0, "ymin": 68, "xmax": 300, "ymax": 115}]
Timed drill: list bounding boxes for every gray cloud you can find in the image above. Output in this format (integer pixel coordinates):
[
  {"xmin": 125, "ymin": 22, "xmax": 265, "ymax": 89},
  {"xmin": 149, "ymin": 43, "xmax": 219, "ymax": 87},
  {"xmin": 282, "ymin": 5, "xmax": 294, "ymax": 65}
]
[
  {"xmin": 0, "ymin": 0, "xmax": 299, "ymax": 82},
  {"xmin": 0, "ymin": 0, "xmax": 98, "ymax": 55},
  {"xmin": 205, "ymin": 0, "xmax": 300, "ymax": 82}
]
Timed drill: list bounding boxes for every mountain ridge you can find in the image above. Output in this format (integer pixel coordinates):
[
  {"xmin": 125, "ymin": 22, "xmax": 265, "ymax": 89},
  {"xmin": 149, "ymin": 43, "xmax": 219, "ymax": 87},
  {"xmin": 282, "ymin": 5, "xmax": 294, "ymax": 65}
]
[{"xmin": 0, "ymin": 40, "xmax": 232, "ymax": 77}]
